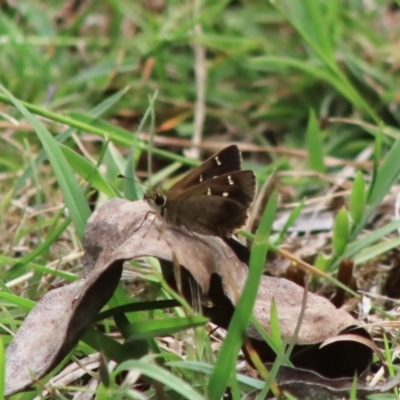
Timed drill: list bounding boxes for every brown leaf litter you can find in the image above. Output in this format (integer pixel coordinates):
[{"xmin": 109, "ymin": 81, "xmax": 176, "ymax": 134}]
[{"xmin": 5, "ymin": 198, "xmax": 398, "ymax": 398}]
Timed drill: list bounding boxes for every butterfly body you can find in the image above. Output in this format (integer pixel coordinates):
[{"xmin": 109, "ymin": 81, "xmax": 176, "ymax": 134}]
[{"xmin": 144, "ymin": 145, "xmax": 256, "ymax": 237}]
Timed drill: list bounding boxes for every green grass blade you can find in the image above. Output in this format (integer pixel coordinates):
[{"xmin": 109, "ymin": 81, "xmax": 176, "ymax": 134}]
[
  {"xmin": 276, "ymin": 0, "xmax": 336, "ymax": 65},
  {"xmin": 0, "ymin": 255, "xmax": 77, "ymax": 282},
  {"xmin": 61, "ymin": 145, "xmax": 118, "ymax": 198},
  {"xmin": 114, "ymin": 359, "xmax": 204, "ymax": 400},
  {"xmin": 340, "ymin": 219, "xmax": 400, "ymax": 263},
  {"xmin": 0, "ymin": 85, "xmax": 90, "ymax": 238},
  {"xmin": 276, "ymin": 199, "xmax": 305, "ymax": 243},
  {"xmin": 88, "ymin": 86, "xmax": 130, "ymax": 117},
  {"xmin": 354, "ymin": 236, "xmax": 400, "ymax": 265},
  {"xmin": 306, "ymin": 109, "xmax": 325, "ymax": 173},
  {"xmin": 0, "ymin": 334, "xmax": 4, "ymax": 399},
  {"xmin": 332, "ymin": 207, "xmax": 350, "ymax": 257},
  {"xmin": 82, "ymin": 327, "xmax": 127, "ymax": 363},
  {"xmin": 95, "ymin": 299, "xmax": 179, "ymax": 321},
  {"xmin": 122, "ymin": 316, "xmax": 208, "ymax": 342},
  {"xmin": 0, "ymin": 92, "xmax": 198, "ymax": 166},
  {"xmin": 3, "ymin": 217, "xmax": 71, "ymax": 280},
  {"xmin": 208, "ymin": 190, "xmax": 278, "ymax": 400},
  {"xmin": 269, "ymin": 298, "xmax": 283, "ymax": 348},
  {"xmin": 168, "ymin": 361, "xmax": 265, "ymax": 390},
  {"xmin": 350, "ymin": 375, "xmax": 358, "ymax": 400},
  {"xmin": 272, "ymin": 0, "xmax": 378, "ymax": 120},
  {"xmin": 0, "ymin": 292, "xmax": 35, "ymax": 311},
  {"xmin": 124, "ymin": 146, "xmax": 143, "ymax": 200},
  {"xmin": 250, "ymin": 316, "xmax": 280, "ymax": 355},
  {"xmin": 13, "ymin": 129, "xmax": 73, "ymax": 193},
  {"xmin": 349, "ymin": 171, "xmax": 366, "ymax": 225},
  {"xmin": 352, "ymin": 132, "xmax": 400, "ymax": 238},
  {"xmin": 123, "ymin": 93, "xmax": 158, "ymax": 200}
]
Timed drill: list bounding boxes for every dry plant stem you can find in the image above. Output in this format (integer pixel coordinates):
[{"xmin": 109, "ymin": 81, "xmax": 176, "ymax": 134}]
[
  {"xmin": 1, "ymin": 126, "xmax": 25, "ymax": 150},
  {"xmin": 281, "ymin": 189, "xmax": 350, "ymax": 209},
  {"xmin": 6, "ymin": 272, "xmax": 34, "ymax": 288},
  {"xmin": 369, "ymin": 347, "xmax": 400, "ymax": 386},
  {"xmin": 243, "ymin": 339, "xmax": 280, "ymax": 396},
  {"xmin": 324, "ymin": 146, "xmax": 373, "ymax": 195},
  {"xmin": 277, "ymin": 170, "xmax": 354, "ymax": 190},
  {"xmin": 277, "ymin": 248, "xmax": 359, "ymax": 298},
  {"xmin": 277, "ymin": 248, "xmax": 330, "ymax": 279},
  {"xmin": 328, "ymin": 117, "xmax": 397, "ymax": 139},
  {"xmin": 72, "ymin": 132, "xmax": 97, "ymax": 164},
  {"xmin": 286, "ymin": 274, "xmax": 309, "ymax": 357},
  {"xmin": 28, "ymin": 204, "xmax": 65, "ymax": 218},
  {"xmin": 362, "ymin": 321, "xmax": 400, "ymax": 332},
  {"xmin": 1, "ymin": 116, "xmax": 371, "ymax": 169},
  {"xmin": 137, "ymin": 133, "xmax": 373, "ymax": 169},
  {"xmin": 6, "ymin": 252, "xmax": 81, "ymax": 288},
  {"xmin": 369, "ymin": 366, "xmax": 386, "ymax": 387},
  {"xmin": 188, "ymin": 0, "xmax": 206, "ymax": 160},
  {"xmin": 55, "ymin": 353, "xmax": 101, "ymax": 387},
  {"xmin": 46, "ymin": 250, "xmax": 84, "ymax": 268},
  {"xmin": 0, "ymin": 113, "xmax": 23, "ymax": 126},
  {"xmin": 141, "ymin": 57, "xmax": 155, "ymax": 82}
]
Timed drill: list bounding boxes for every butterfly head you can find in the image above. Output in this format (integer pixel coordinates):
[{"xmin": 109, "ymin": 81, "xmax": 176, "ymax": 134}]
[{"xmin": 144, "ymin": 189, "xmax": 167, "ymax": 215}]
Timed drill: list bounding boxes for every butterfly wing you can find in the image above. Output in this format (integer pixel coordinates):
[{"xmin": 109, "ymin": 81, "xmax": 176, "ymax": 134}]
[
  {"xmin": 165, "ymin": 170, "xmax": 256, "ymax": 236},
  {"xmin": 166, "ymin": 196, "xmax": 251, "ymax": 237},
  {"xmin": 170, "ymin": 145, "xmax": 242, "ymax": 191},
  {"xmin": 169, "ymin": 170, "xmax": 256, "ymax": 206}
]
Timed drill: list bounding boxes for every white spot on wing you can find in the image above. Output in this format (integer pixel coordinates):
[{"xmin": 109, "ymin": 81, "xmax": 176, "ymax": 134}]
[
  {"xmin": 222, "ymin": 192, "xmax": 229, "ymax": 197},
  {"xmin": 207, "ymin": 188, "xmax": 212, "ymax": 195},
  {"xmin": 215, "ymin": 156, "xmax": 222, "ymax": 166},
  {"xmin": 228, "ymin": 175, "xmax": 234, "ymax": 185},
  {"xmin": 199, "ymin": 174, "xmax": 203, "ymax": 183}
]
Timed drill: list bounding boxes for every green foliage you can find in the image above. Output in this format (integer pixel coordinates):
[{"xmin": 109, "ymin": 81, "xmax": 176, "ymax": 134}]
[
  {"xmin": 0, "ymin": 85, "xmax": 91, "ymax": 238},
  {"xmin": 269, "ymin": 298, "xmax": 283, "ymax": 349},
  {"xmin": 332, "ymin": 207, "xmax": 350, "ymax": 257},
  {"xmin": 306, "ymin": 109, "xmax": 325, "ymax": 173},
  {"xmin": 0, "ymin": 334, "xmax": 4, "ymax": 397},
  {"xmin": 1, "ymin": 0, "xmax": 400, "ymax": 398},
  {"xmin": 349, "ymin": 171, "xmax": 366, "ymax": 225},
  {"xmin": 110, "ymin": 358, "xmax": 204, "ymax": 400},
  {"xmin": 276, "ymin": 199, "xmax": 304, "ymax": 243},
  {"xmin": 208, "ymin": 190, "xmax": 277, "ymax": 399},
  {"xmin": 350, "ymin": 375, "xmax": 358, "ymax": 400}
]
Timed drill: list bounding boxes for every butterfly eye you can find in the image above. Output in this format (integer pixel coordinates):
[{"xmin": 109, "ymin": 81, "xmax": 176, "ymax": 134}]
[{"xmin": 154, "ymin": 194, "xmax": 166, "ymax": 207}]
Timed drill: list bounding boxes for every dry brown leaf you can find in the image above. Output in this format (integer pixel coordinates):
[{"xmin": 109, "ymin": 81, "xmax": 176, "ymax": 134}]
[
  {"xmin": 5, "ymin": 263, "xmax": 122, "ymax": 395},
  {"xmin": 271, "ymin": 364, "xmax": 400, "ymax": 399},
  {"xmin": 5, "ymin": 199, "xmax": 373, "ymax": 395}
]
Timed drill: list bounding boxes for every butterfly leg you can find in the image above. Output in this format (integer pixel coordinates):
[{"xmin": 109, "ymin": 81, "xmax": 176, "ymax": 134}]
[
  {"xmin": 134, "ymin": 210, "xmax": 154, "ymax": 233},
  {"xmin": 156, "ymin": 211, "xmax": 168, "ymax": 241},
  {"xmin": 134, "ymin": 210, "xmax": 161, "ymax": 239},
  {"xmin": 144, "ymin": 212, "xmax": 166, "ymax": 240},
  {"xmin": 149, "ymin": 218, "xmax": 165, "ymax": 241}
]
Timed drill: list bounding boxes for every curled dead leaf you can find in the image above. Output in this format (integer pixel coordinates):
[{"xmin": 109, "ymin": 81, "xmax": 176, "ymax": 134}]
[
  {"xmin": 272, "ymin": 364, "xmax": 400, "ymax": 399},
  {"xmin": 5, "ymin": 199, "xmax": 374, "ymax": 395}
]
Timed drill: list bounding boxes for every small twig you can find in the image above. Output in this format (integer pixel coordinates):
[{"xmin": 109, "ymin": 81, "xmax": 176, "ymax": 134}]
[
  {"xmin": 137, "ymin": 133, "xmax": 374, "ymax": 169},
  {"xmin": 187, "ymin": 0, "xmax": 206, "ymax": 160}
]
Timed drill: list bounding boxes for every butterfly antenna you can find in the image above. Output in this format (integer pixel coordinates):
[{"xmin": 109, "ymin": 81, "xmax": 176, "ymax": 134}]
[{"xmin": 117, "ymin": 174, "xmax": 151, "ymax": 190}]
